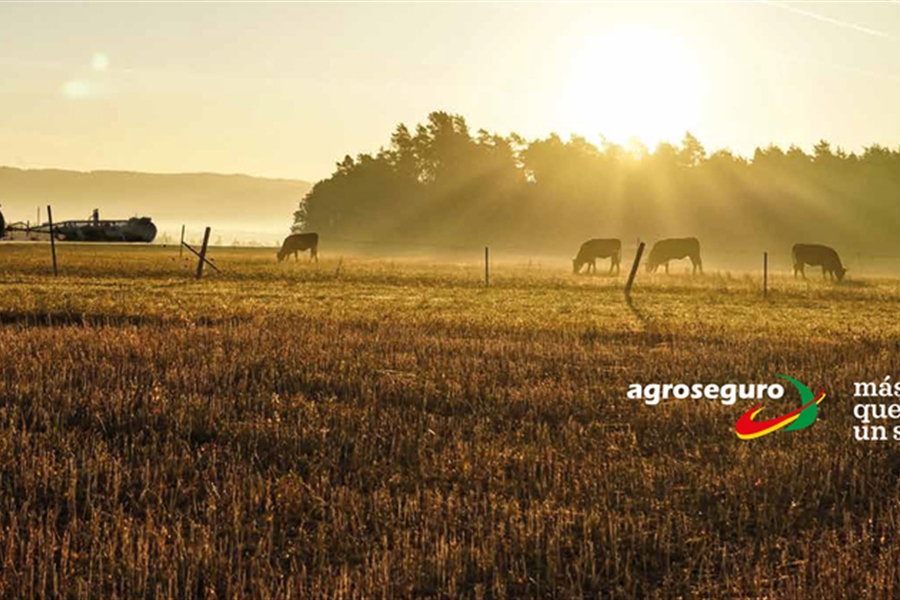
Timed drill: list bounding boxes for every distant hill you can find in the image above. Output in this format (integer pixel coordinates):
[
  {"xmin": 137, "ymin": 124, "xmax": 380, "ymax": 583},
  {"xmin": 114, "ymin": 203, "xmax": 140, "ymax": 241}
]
[{"xmin": 0, "ymin": 167, "xmax": 311, "ymax": 245}]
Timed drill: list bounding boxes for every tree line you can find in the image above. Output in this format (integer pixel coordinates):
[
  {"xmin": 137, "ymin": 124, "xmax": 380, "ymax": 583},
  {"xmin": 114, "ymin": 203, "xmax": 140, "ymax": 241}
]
[{"xmin": 295, "ymin": 111, "xmax": 900, "ymax": 255}]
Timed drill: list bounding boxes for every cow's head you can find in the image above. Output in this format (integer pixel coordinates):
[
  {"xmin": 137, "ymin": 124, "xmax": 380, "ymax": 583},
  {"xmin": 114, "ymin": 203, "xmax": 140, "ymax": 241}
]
[
  {"xmin": 277, "ymin": 249, "xmax": 287, "ymax": 263},
  {"xmin": 836, "ymin": 267, "xmax": 847, "ymax": 282},
  {"xmin": 572, "ymin": 258, "xmax": 582, "ymax": 274}
]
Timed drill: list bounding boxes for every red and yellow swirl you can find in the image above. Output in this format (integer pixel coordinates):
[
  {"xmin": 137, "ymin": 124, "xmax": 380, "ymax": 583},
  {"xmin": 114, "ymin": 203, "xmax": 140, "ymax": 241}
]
[{"xmin": 734, "ymin": 390, "xmax": 826, "ymax": 440}]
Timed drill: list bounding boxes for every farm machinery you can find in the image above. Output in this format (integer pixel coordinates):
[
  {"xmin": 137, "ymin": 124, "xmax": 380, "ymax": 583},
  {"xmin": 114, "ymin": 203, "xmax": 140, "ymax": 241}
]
[{"xmin": 1, "ymin": 208, "xmax": 157, "ymax": 243}]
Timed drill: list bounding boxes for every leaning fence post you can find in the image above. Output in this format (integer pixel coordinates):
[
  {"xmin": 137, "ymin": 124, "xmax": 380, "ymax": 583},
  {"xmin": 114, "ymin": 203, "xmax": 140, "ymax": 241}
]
[
  {"xmin": 625, "ymin": 242, "xmax": 645, "ymax": 298},
  {"xmin": 47, "ymin": 204, "xmax": 58, "ymax": 277},
  {"xmin": 180, "ymin": 224, "xmax": 185, "ymax": 257},
  {"xmin": 763, "ymin": 251, "xmax": 768, "ymax": 298},
  {"xmin": 196, "ymin": 227, "xmax": 211, "ymax": 280},
  {"xmin": 485, "ymin": 246, "xmax": 490, "ymax": 287}
]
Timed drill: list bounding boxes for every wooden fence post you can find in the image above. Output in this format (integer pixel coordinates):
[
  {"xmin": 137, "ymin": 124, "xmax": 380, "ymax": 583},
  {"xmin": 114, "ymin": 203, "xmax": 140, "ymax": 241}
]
[
  {"xmin": 625, "ymin": 242, "xmax": 645, "ymax": 298},
  {"xmin": 180, "ymin": 224, "xmax": 185, "ymax": 257},
  {"xmin": 196, "ymin": 227, "xmax": 211, "ymax": 280},
  {"xmin": 47, "ymin": 205, "xmax": 58, "ymax": 277},
  {"xmin": 485, "ymin": 246, "xmax": 490, "ymax": 287},
  {"xmin": 763, "ymin": 251, "xmax": 768, "ymax": 298}
]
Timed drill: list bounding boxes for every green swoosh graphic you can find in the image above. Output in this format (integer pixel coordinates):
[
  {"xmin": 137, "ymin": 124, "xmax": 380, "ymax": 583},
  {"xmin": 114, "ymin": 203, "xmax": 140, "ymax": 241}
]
[{"xmin": 777, "ymin": 374, "xmax": 818, "ymax": 431}]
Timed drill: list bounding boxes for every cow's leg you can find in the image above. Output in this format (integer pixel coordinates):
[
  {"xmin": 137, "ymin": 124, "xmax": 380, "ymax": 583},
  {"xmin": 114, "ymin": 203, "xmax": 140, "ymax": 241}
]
[
  {"xmin": 822, "ymin": 266, "xmax": 827, "ymax": 279},
  {"xmin": 800, "ymin": 264, "xmax": 806, "ymax": 279},
  {"xmin": 665, "ymin": 262, "xmax": 669, "ymax": 274}
]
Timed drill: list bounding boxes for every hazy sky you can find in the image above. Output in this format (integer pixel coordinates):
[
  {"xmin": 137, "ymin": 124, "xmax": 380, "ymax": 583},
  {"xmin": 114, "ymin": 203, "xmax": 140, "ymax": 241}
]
[{"xmin": 2, "ymin": 2, "xmax": 899, "ymax": 181}]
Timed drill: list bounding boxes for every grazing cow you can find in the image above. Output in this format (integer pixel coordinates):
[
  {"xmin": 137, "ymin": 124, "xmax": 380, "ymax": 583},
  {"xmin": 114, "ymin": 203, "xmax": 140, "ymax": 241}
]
[
  {"xmin": 646, "ymin": 237, "xmax": 703, "ymax": 274},
  {"xmin": 277, "ymin": 233, "xmax": 319, "ymax": 262},
  {"xmin": 573, "ymin": 238, "xmax": 621, "ymax": 274},
  {"xmin": 792, "ymin": 243, "xmax": 846, "ymax": 282}
]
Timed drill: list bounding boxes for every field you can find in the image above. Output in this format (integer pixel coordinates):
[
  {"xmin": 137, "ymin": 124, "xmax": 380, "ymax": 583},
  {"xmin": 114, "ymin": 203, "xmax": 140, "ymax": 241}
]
[{"xmin": 1, "ymin": 243, "xmax": 899, "ymax": 599}]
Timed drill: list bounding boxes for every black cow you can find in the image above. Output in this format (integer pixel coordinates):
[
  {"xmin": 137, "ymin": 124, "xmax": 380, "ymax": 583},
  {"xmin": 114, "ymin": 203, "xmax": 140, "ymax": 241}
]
[
  {"xmin": 792, "ymin": 244, "xmax": 845, "ymax": 282},
  {"xmin": 278, "ymin": 233, "xmax": 319, "ymax": 262},
  {"xmin": 573, "ymin": 238, "xmax": 621, "ymax": 274},
  {"xmin": 646, "ymin": 238, "xmax": 703, "ymax": 274}
]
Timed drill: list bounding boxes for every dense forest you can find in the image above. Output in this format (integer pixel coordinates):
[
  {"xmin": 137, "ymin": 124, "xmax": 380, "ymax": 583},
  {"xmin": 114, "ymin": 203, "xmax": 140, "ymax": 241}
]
[{"xmin": 295, "ymin": 112, "xmax": 900, "ymax": 257}]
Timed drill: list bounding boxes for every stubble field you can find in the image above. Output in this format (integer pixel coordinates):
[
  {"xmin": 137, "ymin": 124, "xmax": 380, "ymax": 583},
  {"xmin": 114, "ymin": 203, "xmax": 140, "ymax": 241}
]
[{"xmin": 0, "ymin": 243, "xmax": 899, "ymax": 599}]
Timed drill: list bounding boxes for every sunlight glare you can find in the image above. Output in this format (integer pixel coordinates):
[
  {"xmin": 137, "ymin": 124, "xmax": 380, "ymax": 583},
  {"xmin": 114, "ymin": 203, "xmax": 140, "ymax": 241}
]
[
  {"xmin": 91, "ymin": 52, "xmax": 110, "ymax": 72},
  {"xmin": 562, "ymin": 25, "xmax": 706, "ymax": 148}
]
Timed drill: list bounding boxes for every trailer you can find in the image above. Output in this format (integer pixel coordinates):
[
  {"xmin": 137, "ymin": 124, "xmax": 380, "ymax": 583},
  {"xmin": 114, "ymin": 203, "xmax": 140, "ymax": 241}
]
[{"xmin": 5, "ymin": 208, "xmax": 157, "ymax": 243}]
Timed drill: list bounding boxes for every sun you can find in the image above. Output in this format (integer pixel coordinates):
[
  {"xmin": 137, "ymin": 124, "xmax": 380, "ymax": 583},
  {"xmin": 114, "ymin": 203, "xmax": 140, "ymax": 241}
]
[{"xmin": 561, "ymin": 25, "xmax": 706, "ymax": 149}]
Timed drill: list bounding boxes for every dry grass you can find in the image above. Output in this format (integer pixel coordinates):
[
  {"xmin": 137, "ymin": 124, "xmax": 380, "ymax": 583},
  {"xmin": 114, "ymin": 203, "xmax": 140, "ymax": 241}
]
[{"xmin": 1, "ymin": 244, "xmax": 899, "ymax": 599}]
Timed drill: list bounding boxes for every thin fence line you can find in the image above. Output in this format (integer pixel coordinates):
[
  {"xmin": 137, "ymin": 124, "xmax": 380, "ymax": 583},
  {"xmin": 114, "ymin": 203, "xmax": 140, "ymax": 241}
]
[
  {"xmin": 312, "ymin": 236, "xmax": 900, "ymax": 263},
  {"xmin": 10, "ymin": 229, "xmax": 900, "ymax": 265}
]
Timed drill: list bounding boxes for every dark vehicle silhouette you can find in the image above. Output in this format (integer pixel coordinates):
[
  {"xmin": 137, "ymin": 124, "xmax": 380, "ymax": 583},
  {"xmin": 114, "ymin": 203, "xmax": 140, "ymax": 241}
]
[
  {"xmin": 792, "ymin": 243, "xmax": 846, "ymax": 281},
  {"xmin": 5, "ymin": 209, "xmax": 156, "ymax": 243},
  {"xmin": 278, "ymin": 233, "xmax": 319, "ymax": 262},
  {"xmin": 573, "ymin": 238, "xmax": 621, "ymax": 274},
  {"xmin": 646, "ymin": 238, "xmax": 703, "ymax": 274}
]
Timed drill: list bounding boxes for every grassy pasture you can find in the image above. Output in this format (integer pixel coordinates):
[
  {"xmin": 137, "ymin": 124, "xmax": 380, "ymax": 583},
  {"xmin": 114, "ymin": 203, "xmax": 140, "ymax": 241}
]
[{"xmin": 1, "ymin": 243, "xmax": 899, "ymax": 599}]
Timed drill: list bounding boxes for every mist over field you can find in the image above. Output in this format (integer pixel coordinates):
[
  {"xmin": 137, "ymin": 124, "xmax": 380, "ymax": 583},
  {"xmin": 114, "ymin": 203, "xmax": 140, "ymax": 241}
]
[
  {"xmin": 295, "ymin": 112, "xmax": 900, "ymax": 274},
  {"xmin": 0, "ymin": 167, "xmax": 310, "ymax": 245},
  {"xmin": 6, "ymin": 106, "xmax": 900, "ymax": 280}
]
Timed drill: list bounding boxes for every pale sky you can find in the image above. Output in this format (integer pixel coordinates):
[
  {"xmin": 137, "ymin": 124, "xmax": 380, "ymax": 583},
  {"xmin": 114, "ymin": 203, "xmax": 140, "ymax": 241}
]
[{"xmin": 1, "ymin": 2, "xmax": 900, "ymax": 181}]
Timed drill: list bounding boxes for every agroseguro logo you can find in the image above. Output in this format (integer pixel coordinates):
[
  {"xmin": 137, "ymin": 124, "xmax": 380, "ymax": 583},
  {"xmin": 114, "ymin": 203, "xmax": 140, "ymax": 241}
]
[
  {"xmin": 628, "ymin": 374, "xmax": 825, "ymax": 439},
  {"xmin": 734, "ymin": 375, "xmax": 825, "ymax": 439}
]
